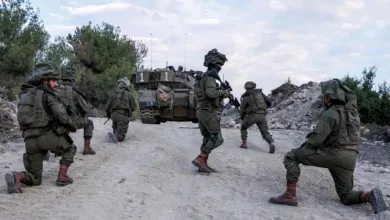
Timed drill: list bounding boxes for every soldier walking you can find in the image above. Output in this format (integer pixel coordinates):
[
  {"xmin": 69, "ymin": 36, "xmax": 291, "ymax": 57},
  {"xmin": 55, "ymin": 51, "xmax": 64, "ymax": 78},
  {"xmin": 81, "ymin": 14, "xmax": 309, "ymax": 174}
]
[
  {"xmin": 105, "ymin": 77, "xmax": 137, "ymax": 142},
  {"xmin": 239, "ymin": 81, "xmax": 275, "ymax": 153},
  {"xmin": 192, "ymin": 48, "xmax": 230, "ymax": 173}
]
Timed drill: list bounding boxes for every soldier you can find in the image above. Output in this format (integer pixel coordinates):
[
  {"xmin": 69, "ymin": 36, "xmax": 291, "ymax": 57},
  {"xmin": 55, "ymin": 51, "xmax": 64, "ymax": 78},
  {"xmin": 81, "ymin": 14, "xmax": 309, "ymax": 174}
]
[
  {"xmin": 56, "ymin": 64, "xmax": 96, "ymax": 155},
  {"xmin": 268, "ymin": 79, "xmax": 388, "ymax": 214},
  {"xmin": 105, "ymin": 77, "xmax": 137, "ymax": 142},
  {"xmin": 192, "ymin": 48, "xmax": 230, "ymax": 174},
  {"xmin": 178, "ymin": 65, "xmax": 183, "ymax": 72},
  {"xmin": 239, "ymin": 81, "xmax": 275, "ymax": 153},
  {"xmin": 5, "ymin": 62, "xmax": 77, "ymax": 193}
]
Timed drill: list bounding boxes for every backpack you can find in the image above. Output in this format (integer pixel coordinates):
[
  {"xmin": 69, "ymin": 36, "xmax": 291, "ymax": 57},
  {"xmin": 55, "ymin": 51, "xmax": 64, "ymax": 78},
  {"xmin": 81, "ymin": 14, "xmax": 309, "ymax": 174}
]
[{"xmin": 17, "ymin": 86, "xmax": 47, "ymax": 130}]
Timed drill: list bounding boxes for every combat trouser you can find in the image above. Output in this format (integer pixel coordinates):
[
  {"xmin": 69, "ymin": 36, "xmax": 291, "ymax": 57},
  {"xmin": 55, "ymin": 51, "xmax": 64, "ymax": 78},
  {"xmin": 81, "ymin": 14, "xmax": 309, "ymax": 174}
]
[
  {"xmin": 284, "ymin": 147, "xmax": 363, "ymax": 205},
  {"xmin": 22, "ymin": 131, "xmax": 76, "ymax": 186},
  {"xmin": 197, "ymin": 109, "xmax": 224, "ymax": 153},
  {"xmin": 111, "ymin": 111, "xmax": 130, "ymax": 142},
  {"xmin": 75, "ymin": 116, "xmax": 94, "ymax": 139},
  {"xmin": 240, "ymin": 113, "xmax": 273, "ymax": 143}
]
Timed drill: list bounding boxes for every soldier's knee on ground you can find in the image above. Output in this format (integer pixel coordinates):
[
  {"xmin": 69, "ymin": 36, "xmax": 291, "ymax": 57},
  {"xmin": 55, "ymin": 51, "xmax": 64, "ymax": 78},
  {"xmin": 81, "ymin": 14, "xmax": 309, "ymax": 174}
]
[
  {"xmin": 22, "ymin": 153, "xmax": 43, "ymax": 186},
  {"xmin": 339, "ymin": 191, "xmax": 363, "ymax": 206}
]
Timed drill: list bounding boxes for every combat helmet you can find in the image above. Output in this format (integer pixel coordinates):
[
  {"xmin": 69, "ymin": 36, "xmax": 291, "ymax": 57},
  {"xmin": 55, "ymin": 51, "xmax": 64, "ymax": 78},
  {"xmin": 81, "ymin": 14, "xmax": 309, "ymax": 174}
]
[
  {"xmin": 244, "ymin": 81, "xmax": 256, "ymax": 89},
  {"xmin": 117, "ymin": 77, "xmax": 131, "ymax": 87},
  {"xmin": 60, "ymin": 64, "xmax": 77, "ymax": 80},
  {"xmin": 320, "ymin": 79, "xmax": 347, "ymax": 103},
  {"xmin": 34, "ymin": 62, "xmax": 60, "ymax": 80},
  {"xmin": 25, "ymin": 71, "xmax": 43, "ymax": 85},
  {"xmin": 203, "ymin": 48, "xmax": 228, "ymax": 67}
]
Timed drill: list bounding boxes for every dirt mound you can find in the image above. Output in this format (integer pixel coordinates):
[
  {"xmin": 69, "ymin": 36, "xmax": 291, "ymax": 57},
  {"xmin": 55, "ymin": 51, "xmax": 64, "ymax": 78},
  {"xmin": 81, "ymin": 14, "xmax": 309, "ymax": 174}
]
[
  {"xmin": 0, "ymin": 87, "xmax": 21, "ymax": 144},
  {"xmin": 267, "ymin": 81, "xmax": 324, "ymax": 131}
]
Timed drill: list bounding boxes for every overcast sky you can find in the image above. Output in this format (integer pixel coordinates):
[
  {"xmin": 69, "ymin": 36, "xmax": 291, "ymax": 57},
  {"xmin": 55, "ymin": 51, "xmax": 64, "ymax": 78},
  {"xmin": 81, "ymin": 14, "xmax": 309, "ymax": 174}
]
[{"xmin": 32, "ymin": 0, "xmax": 390, "ymax": 97}]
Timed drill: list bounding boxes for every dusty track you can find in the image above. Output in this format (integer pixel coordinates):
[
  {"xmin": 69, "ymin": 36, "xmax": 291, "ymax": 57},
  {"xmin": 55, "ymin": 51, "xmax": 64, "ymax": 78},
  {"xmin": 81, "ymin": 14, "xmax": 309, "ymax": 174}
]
[{"xmin": 0, "ymin": 118, "xmax": 389, "ymax": 220}]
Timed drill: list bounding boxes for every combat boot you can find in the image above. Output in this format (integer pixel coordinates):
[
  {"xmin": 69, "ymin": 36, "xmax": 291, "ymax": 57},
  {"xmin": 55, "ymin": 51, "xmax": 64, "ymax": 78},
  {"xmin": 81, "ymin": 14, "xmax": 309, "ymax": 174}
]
[
  {"xmin": 4, "ymin": 171, "xmax": 27, "ymax": 193},
  {"xmin": 192, "ymin": 152, "xmax": 211, "ymax": 174},
  {"xmin": 240, "ymin": 139, "xmax": 247, "ymax": 148},
  {"xmin": 82, "ymin": 139, "xmax": 96, "ymax": 155},
  {"xmin": 204, "ymin": 154, "xmax": 217, "ymax": 172},
  {"xmin": 360, "ymin": 188, "xmax": 388, "ymax": 214},
  {"xmin": 268, "ymin": 182, "xmax": 298, "ymax": 206},
  {"xmin": 269, "ymin": 141, "xmax": 276, "ymax": 154},
  {"xmin": 56, "ymin": 164, "xmax": 73, "ymax": 186},
  {"xmin": 108, "ymin": 130, "xmax": 119, "ymax": 143}
]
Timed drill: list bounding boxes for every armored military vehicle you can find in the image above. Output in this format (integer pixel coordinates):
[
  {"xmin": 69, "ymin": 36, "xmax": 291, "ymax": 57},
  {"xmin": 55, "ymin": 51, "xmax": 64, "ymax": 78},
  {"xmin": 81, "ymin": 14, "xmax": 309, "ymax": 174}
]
[{"xmin": 133, "ymin": 66, "xmax": 201, "ymax": 124}]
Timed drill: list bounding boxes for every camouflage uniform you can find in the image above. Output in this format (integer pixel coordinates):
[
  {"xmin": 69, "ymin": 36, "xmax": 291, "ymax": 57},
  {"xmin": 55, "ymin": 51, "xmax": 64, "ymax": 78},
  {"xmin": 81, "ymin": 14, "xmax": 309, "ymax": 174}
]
[
  {"xmin": 239, "ymin": 81, "xmax": 275, "ymax": 153},
  {"xmin": 192, "ymin": 49, "xmax": 230, "ymax": 174},
  {"xmin": 56, "ymin": 65, "xmax": 96, "ymax": 155},
  {"xmin": 269, "ymin": 79, "xmax": 388, "ymax": 214},
  {"xmin": 5, "ymin": 62, "xmax": 77, "ymax": 193},
  {"xmin": 105, "ymin": 77, "xmax": 137, "ymax": 142}
]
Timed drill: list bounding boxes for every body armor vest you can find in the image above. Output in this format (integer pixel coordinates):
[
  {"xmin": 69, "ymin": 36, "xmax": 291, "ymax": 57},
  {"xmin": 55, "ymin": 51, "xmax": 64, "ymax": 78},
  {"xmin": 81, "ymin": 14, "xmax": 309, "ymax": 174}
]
[
  {"xmin": 194, "ymin": 76, "xmax": 219, "ymax": 110},
  {"xmin": 56, "ymin": 84, "xmax": 76, "ymax": 113},
  {"xmin": 324, "ymin": 105, "xmax": 360, "ymax": 150},
  {"xmin": 111, "ymin": 88, "xmax": 131, "ymax": 110},
  {"xmin": 243, "ymin": 89, "xmax": 267, "ymax": 114}
]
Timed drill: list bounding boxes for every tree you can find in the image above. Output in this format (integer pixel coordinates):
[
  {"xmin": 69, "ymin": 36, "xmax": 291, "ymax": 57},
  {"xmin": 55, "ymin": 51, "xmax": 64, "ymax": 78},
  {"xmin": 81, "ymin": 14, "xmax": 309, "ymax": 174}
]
[
  {"xmin": 39, "ymin": 36, "xmax": 75, "ymax": 67},
  {"xmin": 132, "ymin": 40, "xmax": 148, "ymax": 69},
  {"xmin": 342, "ymin": 66, "xmax": 390, "ymax": 125},
  {"xmin": 65, "ymin": 21, "xmax": 148, "ymax": 109},
  {"xmin": 66, "ymin": 21, "xmax": 147, "ymax": 74},
  {"xmin": 0, "ymin": 0, "xmax": 49, "ymax": 75}
]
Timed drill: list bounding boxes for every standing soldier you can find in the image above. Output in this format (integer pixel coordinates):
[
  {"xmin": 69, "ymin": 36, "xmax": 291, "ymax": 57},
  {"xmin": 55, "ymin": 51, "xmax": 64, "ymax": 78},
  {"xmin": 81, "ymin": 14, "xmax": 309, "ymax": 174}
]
[
  {"xmin": 192, "ymin": 48, "xmax": 229, "ymax": 174},
  {"xmin": 268, "ymin": 79, "xmax": 388, "ymax": 214},
  {"xmin": 5, "ymin": 62, "xmax": 77, "ymax": 193},
  {"xmin": 239, "ymin": 81, "xmax": 275, "ymax": 153},
  {"xmin": 105, "ymin": 77, "xmax": 137, "ymax": 143},
  {"xmin": 56, "ymin": 64, "xmax": 96, "ymax": 155}
]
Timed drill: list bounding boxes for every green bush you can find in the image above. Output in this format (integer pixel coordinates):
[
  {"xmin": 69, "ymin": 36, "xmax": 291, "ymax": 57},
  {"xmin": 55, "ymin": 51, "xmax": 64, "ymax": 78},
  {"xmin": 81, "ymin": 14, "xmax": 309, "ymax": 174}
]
[{"xmin": 342, "ymin": 66, "xmax": 390, "ymax": 125}]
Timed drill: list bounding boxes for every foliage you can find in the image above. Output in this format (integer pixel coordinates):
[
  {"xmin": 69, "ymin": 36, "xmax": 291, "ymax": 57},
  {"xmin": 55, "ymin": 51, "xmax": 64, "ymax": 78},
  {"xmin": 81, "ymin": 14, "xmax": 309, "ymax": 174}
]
[
  {"xmin": 0, "ymin": 0, "xmax": 49, "ymax": 98},
  {"xmin": 0, "ymin": 0, "xmax": 49, "ymax": 75},
  {"xmin": 342, "ymin": 66, "xmax": 390, "ymax": 125},
  {"xmin": 0, "ymin": 1, "xmax": 147, "ymax": 121}
]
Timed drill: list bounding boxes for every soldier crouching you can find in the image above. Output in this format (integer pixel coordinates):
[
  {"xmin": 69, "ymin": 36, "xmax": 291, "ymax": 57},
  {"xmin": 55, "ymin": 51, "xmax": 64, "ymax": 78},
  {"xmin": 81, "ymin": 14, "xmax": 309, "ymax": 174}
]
[
  {"xmin": 5, "ymin": 62, "xmax": 78, "ymax": 193},
  {"xmin": 268, "ymin": 78, "xmax": 388, "ymax": 214}
]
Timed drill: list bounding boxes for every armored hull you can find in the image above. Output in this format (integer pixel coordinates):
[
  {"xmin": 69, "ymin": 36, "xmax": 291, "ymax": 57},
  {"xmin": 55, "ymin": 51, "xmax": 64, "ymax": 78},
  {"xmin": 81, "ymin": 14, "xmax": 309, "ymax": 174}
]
[{"xmin": 134, "ymin": 67, "xmax": 200, "ymax": 124}]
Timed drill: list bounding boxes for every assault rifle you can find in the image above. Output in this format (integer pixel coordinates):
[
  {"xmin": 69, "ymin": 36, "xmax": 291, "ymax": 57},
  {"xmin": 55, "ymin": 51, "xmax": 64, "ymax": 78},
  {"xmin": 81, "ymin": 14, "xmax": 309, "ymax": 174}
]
[
  {"xmin": 299, "ymin": 131, "xmax": 315, "ymax": 149},
  {"xmin": 218, "ymin": 80, "xmax": 241, "ymax": 110}
]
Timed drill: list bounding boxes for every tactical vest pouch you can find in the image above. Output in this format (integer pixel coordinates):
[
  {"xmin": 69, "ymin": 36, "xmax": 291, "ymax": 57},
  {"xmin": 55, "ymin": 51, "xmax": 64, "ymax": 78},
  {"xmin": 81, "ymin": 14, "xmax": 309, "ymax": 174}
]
[
  {"xmin": 336, "ymin": 107, "xmax": 361, "ymax": 146},
  {"xmin": 247, "ymin": 90, "xmax": 266, "ymax": 114}
]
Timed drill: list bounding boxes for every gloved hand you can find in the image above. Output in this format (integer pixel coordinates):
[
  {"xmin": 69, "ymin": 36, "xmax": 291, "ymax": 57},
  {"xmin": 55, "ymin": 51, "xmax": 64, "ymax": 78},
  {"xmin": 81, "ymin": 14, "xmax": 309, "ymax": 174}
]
[
  {"xmin": 67, "ymin": 121, "xmax": 77, "ymax": 132},
  {"xmin": 221, "ymin": 90, "xmax": 229, "ymax": 98}
]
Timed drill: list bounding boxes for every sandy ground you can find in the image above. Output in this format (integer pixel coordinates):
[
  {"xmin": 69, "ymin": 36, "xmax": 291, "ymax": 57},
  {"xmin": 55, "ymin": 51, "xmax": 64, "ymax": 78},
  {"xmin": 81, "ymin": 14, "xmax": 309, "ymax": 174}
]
[{"xmin": 0, "ymin": 118, "xmax": 389, "ymax": 220}]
